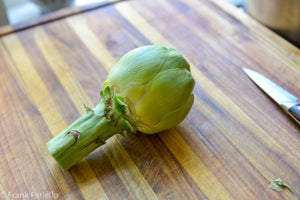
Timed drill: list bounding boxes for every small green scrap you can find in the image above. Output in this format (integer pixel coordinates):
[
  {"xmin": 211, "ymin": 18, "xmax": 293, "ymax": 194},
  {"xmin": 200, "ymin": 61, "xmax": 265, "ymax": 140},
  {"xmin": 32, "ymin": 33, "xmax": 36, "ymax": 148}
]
[
  {"xmin": 268, "ymin": 178, "xmax": 294, "ymax": 193},
  {"xmin": 84, "ymin": 104, "xmax": 92, "ymax": 112}
]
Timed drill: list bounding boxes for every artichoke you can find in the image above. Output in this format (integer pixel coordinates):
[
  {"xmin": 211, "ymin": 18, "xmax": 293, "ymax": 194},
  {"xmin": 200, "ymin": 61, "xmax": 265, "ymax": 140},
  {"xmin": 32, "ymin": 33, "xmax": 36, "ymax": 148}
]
[{"xmin": 46, "ymin": 45, "xmax": 195, "ymax": 170}]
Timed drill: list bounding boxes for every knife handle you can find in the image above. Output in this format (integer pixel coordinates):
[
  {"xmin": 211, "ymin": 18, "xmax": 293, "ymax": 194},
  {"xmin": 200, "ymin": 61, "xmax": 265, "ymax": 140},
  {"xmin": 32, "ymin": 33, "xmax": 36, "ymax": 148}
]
[
  {"xmin": 281, "ymin": 102, "xmax": 300, "ymax": 125},
  {"xmin": 288, "ymin": 103, "xmax": 300, "ymax": 124}
]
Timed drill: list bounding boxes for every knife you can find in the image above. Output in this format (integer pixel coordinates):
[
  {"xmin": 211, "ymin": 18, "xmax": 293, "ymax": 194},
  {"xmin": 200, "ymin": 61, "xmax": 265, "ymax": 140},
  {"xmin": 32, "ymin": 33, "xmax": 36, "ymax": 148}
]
[{"xmin": 243, "ymin": 68, "xmax": 300, "ymax": 125}]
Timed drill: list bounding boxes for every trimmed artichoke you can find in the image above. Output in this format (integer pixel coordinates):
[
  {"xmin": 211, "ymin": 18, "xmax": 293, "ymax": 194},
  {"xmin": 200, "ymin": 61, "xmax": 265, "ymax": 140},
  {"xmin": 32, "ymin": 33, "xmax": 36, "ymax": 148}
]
[{"xmin": 46, "ymin": 45, "xmax": 195, "ymax": 170}]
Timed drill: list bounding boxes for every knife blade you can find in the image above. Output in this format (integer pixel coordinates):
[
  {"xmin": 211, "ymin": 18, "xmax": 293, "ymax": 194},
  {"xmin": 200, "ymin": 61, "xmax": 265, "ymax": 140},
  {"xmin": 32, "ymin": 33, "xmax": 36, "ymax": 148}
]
[{"xmin": 243, "ymin": 68, "xmax": 300, "ymax": 125}]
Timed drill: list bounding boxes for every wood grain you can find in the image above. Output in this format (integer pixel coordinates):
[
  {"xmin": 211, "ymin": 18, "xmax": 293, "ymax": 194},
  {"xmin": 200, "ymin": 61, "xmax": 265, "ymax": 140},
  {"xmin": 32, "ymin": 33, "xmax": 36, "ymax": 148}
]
[{"xmin": 0, "ymin": 0, "xmax": 299, "ymax": 199}]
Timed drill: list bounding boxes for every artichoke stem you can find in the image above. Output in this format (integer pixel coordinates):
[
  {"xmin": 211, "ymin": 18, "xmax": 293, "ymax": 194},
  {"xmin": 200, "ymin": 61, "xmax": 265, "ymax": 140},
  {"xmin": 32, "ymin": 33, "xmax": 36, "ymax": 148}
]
[{"xmin": 46, "ymin": 93, "xmax": 134, "ymax": 171}]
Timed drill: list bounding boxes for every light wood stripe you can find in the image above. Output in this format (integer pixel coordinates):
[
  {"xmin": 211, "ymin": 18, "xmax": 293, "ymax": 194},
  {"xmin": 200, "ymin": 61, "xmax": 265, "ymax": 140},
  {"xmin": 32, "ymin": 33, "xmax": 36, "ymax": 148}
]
[
  {"xmin": 33, "ymin": 28, "xmax": 88, "ymax": 115},
  {"xmin": 34, "ymin": 27, "xmax": 158, "ymax": 200},
  {"xmin": 103, "ymin": 139, "xmax": 159, "ymax": 200},
  {"xmin": 160, "ymin": 128, "xmax": 232, "ymax": 199},
  {"xmin": 114, "ymin": 2, "xmax": 169, "ymax": 46},
  {"xmin": 66, "ymin": 15, "xmax": 116, "ymax": 71},
  {"xmin": 115, "ymin": 2, "xmax": 234, "ymax": 199},
  {"xmin": 2, "ymin": 34, "xmax": 108, "ymax": 200}
]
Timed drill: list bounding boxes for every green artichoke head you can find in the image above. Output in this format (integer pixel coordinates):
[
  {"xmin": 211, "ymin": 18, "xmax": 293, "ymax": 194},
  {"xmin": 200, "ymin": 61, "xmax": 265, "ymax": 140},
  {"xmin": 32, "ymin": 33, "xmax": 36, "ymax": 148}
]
[{"xmin": 104, "ymin": 45, "xmax": 195, "ymax": 134}]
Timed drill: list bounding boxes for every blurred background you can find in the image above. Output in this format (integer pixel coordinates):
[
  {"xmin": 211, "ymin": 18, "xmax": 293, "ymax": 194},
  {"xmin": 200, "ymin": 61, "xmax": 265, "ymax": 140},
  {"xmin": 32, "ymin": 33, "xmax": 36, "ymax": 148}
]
[
  {"xmin": 0, "ymin": 0, "xmax": 106, "ymax": 25},
  {"xmin": 0, "ymin": 0, "xmax": 299, "ymax": 47}
]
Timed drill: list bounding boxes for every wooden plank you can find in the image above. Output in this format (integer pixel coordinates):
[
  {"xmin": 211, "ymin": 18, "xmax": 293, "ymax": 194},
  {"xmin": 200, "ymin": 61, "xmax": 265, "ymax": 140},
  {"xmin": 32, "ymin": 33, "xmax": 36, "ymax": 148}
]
[{"xmin": 0, "ymin": 0, "xmax": 299, "ymax": 199}]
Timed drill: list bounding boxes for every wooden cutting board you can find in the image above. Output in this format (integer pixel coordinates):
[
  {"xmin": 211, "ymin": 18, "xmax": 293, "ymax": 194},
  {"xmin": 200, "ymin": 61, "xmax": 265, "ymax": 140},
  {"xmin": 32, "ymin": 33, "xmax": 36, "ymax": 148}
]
[{"xmin": 0, "ymin": 0, "xmax": 299, "ymax": 199}]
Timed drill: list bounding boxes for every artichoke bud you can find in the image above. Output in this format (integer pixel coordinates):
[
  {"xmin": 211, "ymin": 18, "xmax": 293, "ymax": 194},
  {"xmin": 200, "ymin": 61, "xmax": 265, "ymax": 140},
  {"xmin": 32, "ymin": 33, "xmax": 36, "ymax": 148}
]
[
  {"xmin": 104, "ymin": 45, "xmax": 195, "ymax": 134},
  {"xmin": 46, "ymin": 45, "xmax": 195, "ymax": 170}
]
